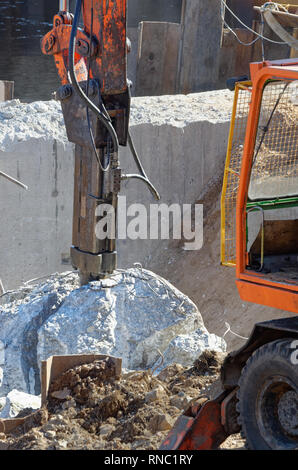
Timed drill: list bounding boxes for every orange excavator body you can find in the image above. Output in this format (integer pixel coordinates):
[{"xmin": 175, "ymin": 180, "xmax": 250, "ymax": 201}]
[
  {"xmin": 161, "ymin": 58, "xmax": 298, "ymax": 450},
  {"xmin": 41, "ymin": 0, "xmax": 127, "ymax": 93},
  {"xmin": 41, "ymin": 0, "xmax": 131, "ymax": 283},
  {"xmin": 236, "ymin": 59, "xmax": 298, "ymax": 312}
]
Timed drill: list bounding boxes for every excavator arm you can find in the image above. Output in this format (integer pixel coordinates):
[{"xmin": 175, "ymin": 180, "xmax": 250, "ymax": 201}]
[
  {"xmin": 159, "ymin": 390, "xmax": 239, "ymax": 450},
  {"xmin": 41, "ymin": 0, "xmax": 158, "ymax": 285},
  {"xmin": 41, "ymin": 0, "xmax": 128, "ymax": 93}
]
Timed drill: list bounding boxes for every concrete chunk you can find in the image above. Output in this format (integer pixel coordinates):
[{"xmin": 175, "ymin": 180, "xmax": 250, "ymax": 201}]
[{"xmin": 0, "ymin": 269, "xmax": 225, "ymax": 396}]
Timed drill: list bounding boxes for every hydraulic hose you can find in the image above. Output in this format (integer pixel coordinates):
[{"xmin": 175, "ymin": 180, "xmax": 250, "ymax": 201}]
[
  {"xmin": 69, "ymin": 0, "xmax": 160, "ymax": 201},
  {"xmin": 121, "ymin": 173, "xmax": 160, "ymax": 200},
  {"xmin": 69, "ymin": 0, "xmax": 119, "ymax": 153},
  {"xmin": 127, "ymin": 131, "xmax": 160, "ymax": 200}
]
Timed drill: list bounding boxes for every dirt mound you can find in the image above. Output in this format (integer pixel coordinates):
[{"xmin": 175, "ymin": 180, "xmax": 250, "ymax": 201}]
[
  {"xmin": 148, "ymin": 176, "xmax": 293, "ymax": 352},
  {"xmin": 0, "ymin": 351, "xmax": 243, "ymax": 451}
]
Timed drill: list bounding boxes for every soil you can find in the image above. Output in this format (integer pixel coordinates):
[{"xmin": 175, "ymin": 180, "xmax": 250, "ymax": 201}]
[{"xmin": 0, "ymin": 352, "xmax": 245, "ymax": 450}]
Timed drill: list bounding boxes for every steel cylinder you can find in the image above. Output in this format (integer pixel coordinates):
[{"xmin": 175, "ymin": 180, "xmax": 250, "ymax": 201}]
[{"xmin": 59, "ymin": 0, "xmax": 69, "ymax": 11}]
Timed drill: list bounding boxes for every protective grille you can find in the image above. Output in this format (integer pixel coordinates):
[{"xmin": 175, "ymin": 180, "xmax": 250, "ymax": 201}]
[
  {"xmin": 221, "ymin": 82, "xmax": 252, "ymax": 267},
  {"xmin": 249, "ymin": 80, "xmax": 298, "ymax": 201}
]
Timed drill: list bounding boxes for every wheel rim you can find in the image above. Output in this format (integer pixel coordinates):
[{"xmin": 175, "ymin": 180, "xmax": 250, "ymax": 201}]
[{"xmin": 256, "ymin": 375, "xmax": 298, "ymax": 450}]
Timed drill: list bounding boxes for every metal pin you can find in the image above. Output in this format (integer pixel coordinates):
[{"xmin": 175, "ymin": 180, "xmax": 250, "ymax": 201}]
[
  {"xmin": 0, "ymin": 171, "xmax": 28, "ymax": 190},
  {"xmin": 59, "ymin": 0, "xmax": 69, "ymax": 12},
  {"xmin": 0, "ymin": 279, "xmax": 5, "ymax": 296}
]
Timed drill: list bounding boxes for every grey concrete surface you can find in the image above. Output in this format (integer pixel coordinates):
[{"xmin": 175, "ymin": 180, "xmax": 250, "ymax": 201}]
[
  {"xmin": 0, "ymin": 139, "xmax": 74, "ymax": 290},
  {"xmin": 0, "ymin": 91, "xmax": 233, "ymax": 290}
]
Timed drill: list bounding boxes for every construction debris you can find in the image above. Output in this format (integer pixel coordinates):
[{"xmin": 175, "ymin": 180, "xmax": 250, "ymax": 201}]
[
  {"xmin": 0, "ymin": 390, "xmax": 41, "ymax": 419},
  {"xmin": 0, "ymin": 351, "xmax": 244, "ymax": 450}
]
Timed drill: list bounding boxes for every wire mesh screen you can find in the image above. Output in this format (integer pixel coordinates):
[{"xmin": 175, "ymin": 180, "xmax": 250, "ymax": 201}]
[
  {"xmin": 221, "ymin": 82, "xmax": 252, "ymax": 267},
  {"xmin": 249, "ymin": 80, "xmax": 298, "ymax": 200}
]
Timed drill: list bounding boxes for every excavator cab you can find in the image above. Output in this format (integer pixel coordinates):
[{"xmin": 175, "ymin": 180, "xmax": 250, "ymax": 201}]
[
  {"xmin": 161, "ymin": 59, "xmax": 298, "ymax": 451},
  {"xmin": 247, "ymin": 77, "xmax": 298, "ymax": 286},
  {"xmin": 222, "ymin": 59, "xmax": 298, "ymax": 313}
]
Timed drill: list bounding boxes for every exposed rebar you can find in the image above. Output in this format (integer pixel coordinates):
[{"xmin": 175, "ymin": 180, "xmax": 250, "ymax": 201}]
[
  {"xmin": 0, "ymin": 279, "xmax": 5, "ymax": 296},
  {"xmin": 0, "ymin": 170, "xmax": 28, "ymax": 190}
]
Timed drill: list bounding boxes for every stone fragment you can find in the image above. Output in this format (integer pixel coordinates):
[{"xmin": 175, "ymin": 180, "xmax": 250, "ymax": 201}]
[
  {"xmin": 145, "ymin": 386, "xmax": 166, "ymax": 403},
  {"xmin": 55, "ymin": 440, "xmax": 68, "ymax": 449},
  {"xmin": 149, "ymin": 413, "xmax": 174, "ymax": 432},
  {"xmin": 157, "ymin": 363, "xmax": 184, "ymax": 381},
  {"xmin": 62, "ymin": 398, "xmax": 76, "ymax": 410},
  {"xmin": 170, "ymin": 394, "xmax": 192, "ymax": 410},
  {"xmin": 51, "ymin": 388, "xmax": 71, "ymax": 400},
  {"xmin": 0, "ymin": 389, "xmax": 41, "ymax": 418},
  {"xmin": 99, "ymin": 424, "xmax": 115, "ymax": 437},
  {"xmin": 0, "ymin": 440, "xmax": 8, "ymax": 451},
  {"xmin": 44, "ymin": 430, "xmax": 56, "ymax": 439}
]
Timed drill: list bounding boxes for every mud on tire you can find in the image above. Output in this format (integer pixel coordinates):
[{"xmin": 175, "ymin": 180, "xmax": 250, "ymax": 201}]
[{"xmin": 237, "ymin": 338, "xmax": 298, "ymax": 450}]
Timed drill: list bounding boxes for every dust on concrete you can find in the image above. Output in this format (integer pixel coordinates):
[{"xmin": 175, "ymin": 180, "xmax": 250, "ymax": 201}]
[{"xmin": 0, "ymin": 351, "xmax": 244, "ymax": 450}]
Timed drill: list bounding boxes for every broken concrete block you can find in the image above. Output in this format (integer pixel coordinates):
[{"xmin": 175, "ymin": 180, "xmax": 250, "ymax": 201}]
[
  {"xmin": 0, "ymin": 389, "xmax": 41, "ymax": 419},
  {"xmin": 149, "ymin": 413, "xmax": 174, "ymax": 432},
  {"xmin": 157, "ymin": 328, "xmax": 226, "ymax": 370},
  {"xmin": 145, "ymin": 385, "xmax": 166, "ymax": 403},
  {"xmin": 0, "ymin": 269, "xmax": 225, "ymax": 397},
  {"xmin": 0, "ymin": 272, "xmax": 80, "ymax": 396}
]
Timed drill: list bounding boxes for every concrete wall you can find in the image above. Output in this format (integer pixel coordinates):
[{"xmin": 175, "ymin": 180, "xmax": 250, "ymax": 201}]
[
  {"xmin": 0, "ymin": 91, "xmax": 233, "ymax": 290},
  {"xmin": 0, "ymin": 139, "xmax": 74, "ymax": 290},
  {"xmin": 178, "ymin": 0, "xmax": 223, "ymax": 94}
]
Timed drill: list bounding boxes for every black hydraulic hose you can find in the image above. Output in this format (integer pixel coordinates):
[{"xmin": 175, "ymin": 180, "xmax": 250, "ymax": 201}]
[
  {"xmin": 69, "ymin": 0, "xmax": 119, "ymax": 153},
  {"xmin": 121, "ymin": 174, "xmax": 160, "ymax": 200},
  {"xmin": 70, "ymin": 0, "xmax": 159, "ymax": 201},
  {"xmin": 128, "ymin": 131, "xmax": 147, "ymax": 177},
  {"xmin": 85, "ymin": 0, "xmax": 110, "ymax": 171},
  {"xmin": 127, "ymin": 131, "xmax": 160, "ymax": 200}
]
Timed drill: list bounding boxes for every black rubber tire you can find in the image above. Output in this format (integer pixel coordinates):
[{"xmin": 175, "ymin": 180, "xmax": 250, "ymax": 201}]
[{"xmin": 237, "ymin": 338, "xmax": 298, "ymax": 450}]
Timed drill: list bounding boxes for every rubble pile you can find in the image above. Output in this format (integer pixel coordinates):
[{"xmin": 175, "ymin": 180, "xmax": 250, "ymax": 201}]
[{"xmin": 0, "ymin": 351, "xmax": 243, "ymax": 451}]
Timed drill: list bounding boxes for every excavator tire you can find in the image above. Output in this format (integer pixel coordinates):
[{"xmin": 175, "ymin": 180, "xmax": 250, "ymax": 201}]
[{"xmin": 236, "ymin": 338, "xmax": 298, "ymax": 450}]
